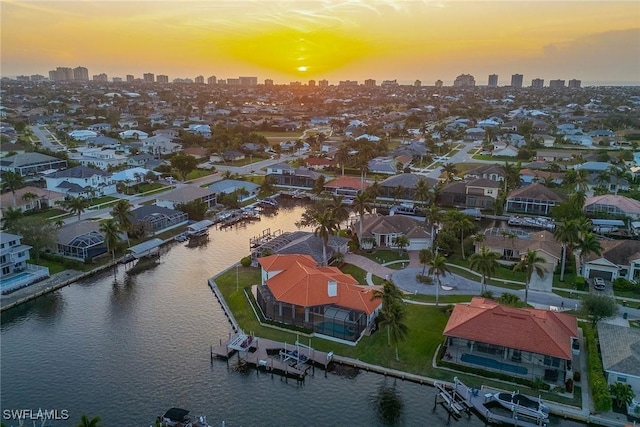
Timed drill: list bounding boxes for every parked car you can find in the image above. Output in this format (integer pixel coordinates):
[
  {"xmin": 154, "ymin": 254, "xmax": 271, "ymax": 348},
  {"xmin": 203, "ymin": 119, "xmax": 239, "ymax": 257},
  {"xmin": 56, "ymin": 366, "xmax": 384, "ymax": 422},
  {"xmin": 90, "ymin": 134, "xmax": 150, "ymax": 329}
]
[{"xmin": 593, "ymin": 277, "xmax": 606, "ymax": 290}]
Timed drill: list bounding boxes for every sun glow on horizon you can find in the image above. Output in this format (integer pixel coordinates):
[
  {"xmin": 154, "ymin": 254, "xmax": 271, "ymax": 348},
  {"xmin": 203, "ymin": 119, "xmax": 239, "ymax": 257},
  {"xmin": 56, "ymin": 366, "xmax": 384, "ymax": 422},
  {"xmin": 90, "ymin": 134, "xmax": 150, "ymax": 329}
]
[{"xmin": 297, "ymin": 66, "xmax": 308, "ymax": 72}]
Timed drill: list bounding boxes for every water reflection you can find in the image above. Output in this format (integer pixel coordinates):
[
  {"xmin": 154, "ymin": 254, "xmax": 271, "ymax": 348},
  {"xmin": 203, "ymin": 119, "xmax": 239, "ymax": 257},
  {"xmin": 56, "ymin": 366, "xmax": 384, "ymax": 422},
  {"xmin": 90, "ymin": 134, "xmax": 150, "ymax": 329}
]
[
  {"xmin": 0, "ymin": 291, "xmax": 66, "ymax": 328},
  {"xmin": 372, "ymin": 379, "xmax": 404, "ymax": 426}
]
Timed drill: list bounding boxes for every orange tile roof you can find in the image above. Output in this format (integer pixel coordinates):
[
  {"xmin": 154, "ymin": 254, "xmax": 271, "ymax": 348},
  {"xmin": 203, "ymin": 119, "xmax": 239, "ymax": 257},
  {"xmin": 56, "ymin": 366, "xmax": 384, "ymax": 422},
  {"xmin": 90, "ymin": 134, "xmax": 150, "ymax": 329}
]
[
  {"xmin": 324, "ymin": 175, "xmax": 370, "ymax": 191},
  {"xmin": 258, "ymin": 254, "xmax": 316, "ymax": 271},
  {"xmin": 259, "ymin": 254, "xmax": 380, "ymax": 314},
  {"xmin": 443, "ymin": 297, "xmax": 578, "ymax": 359}
]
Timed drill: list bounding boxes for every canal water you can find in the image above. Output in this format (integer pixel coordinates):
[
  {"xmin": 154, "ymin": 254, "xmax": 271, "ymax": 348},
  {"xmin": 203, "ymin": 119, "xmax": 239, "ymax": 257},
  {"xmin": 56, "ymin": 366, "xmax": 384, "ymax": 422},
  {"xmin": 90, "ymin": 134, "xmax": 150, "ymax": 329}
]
[{"xmin": 1, "ymin": 201, "xmax": 583, "ymax": 426}]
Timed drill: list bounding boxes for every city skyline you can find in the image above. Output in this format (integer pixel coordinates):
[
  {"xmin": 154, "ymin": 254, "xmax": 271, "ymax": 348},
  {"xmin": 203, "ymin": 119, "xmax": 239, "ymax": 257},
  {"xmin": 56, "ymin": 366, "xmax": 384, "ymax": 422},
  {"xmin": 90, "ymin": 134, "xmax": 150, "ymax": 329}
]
[{"xmin": 2, "ymin": 1, "xmax": 639, "ymax": 86}]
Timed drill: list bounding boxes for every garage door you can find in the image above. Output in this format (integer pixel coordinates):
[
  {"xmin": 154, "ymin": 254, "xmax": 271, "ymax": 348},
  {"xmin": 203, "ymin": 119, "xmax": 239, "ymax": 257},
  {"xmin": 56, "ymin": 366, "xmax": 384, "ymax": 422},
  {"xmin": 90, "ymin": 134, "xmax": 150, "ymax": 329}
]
[{"xmin": 588, "ymin": 270, "xmax": 613, "ymax": 280}]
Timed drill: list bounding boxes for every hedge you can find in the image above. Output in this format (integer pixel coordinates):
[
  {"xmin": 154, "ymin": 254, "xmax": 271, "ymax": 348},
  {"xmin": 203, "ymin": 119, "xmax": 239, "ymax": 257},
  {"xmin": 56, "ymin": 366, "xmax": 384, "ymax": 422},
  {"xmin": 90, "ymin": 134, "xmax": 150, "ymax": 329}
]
[{"xmin": 583, "ymin": 324, "xmax": 612, "ymax": 412}]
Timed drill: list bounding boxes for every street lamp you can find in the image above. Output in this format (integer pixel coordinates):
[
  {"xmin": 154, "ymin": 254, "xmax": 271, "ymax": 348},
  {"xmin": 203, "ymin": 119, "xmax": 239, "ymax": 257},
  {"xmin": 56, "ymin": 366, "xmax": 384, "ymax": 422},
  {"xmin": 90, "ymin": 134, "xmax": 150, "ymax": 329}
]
[{"xmin": 236, "ymin": 264, "xmax": 239, "ymax": 292}]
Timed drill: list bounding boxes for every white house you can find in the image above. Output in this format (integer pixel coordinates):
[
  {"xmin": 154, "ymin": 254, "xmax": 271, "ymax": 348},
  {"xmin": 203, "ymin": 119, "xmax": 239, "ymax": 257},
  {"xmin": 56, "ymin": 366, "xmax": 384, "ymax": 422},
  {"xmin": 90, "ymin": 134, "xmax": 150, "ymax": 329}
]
[
  {"xmin": 155, "ymin": 185, "xmax": 216, "ymax": 210},
  {"xmin": 118, "ymin": 129, "xmax": 149, "ymax": 140},
  {"xmin": 582, "ymin": 240, "xmax": 640, "ymax": 282},
  {"xmin": 68, "ymin": 148, "xmax": 128, "ymax": 170},
  {"xmin": 0, "ymin": 231, "xmax": 49, "ymax": 294},
  {"xmin": 68, "ymin": 129, "xmax": 98, "ymax": 141},
  {"xmin": 353, "ymin": 214, "xmax": 431, "ymax": 251},
  {"xmin": 44, "ymin": 165, "xmax": 116, "ymax": 197}
]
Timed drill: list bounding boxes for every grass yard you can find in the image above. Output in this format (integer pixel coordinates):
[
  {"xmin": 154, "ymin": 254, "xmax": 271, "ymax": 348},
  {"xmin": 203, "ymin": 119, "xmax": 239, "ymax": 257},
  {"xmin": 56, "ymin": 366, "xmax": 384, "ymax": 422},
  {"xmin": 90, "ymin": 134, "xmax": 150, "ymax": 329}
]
[
  {"xmin": 361, "ymin": 249, "xmax": 409, "ymax": 265},
  {"xmin": 186, "ymin": 169, "xmax": 215, "ymax": 180},
  {"xmin": 340, "ymin": 263, "xmax": 384, "ymax": 285}
]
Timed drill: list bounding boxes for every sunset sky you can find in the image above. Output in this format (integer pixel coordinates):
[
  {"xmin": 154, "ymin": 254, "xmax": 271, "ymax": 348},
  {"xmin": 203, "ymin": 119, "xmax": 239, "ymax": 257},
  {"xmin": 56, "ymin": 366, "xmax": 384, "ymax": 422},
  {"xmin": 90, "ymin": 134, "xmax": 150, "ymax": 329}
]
[{"xmin": 2, "ymin": 0, "xmax": 639, "ymax": 85}]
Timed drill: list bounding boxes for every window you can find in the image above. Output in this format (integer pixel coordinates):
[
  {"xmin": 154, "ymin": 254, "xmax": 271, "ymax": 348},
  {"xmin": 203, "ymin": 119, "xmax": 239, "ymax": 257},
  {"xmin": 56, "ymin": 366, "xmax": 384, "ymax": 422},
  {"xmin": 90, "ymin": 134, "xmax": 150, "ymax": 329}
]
[{"xmin": 617, "ymin": 376, "xmax": 627, "ymax": 383}]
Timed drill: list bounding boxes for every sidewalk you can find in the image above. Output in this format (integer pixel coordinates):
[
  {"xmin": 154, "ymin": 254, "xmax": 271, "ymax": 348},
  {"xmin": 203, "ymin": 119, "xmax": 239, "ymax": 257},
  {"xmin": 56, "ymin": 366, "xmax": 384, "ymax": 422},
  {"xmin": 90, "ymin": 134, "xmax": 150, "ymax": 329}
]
[{"xmin": 343, "ymin": 253, "xmax": 395, "ymax": 285}]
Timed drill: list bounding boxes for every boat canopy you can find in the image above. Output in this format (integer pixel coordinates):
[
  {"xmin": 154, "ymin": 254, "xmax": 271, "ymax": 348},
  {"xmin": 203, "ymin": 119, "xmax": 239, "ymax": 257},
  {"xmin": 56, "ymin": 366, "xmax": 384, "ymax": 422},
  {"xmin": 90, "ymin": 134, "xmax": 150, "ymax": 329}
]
[
  {"xmin": 127, "ymin": 238, "xmax": 163, "ymax": 258},
  {"xmin": 163, "ymin": 408, "xmax": 189, "ymax": 422},
  {"xmin": 591, "ymin": 219, "xmax": 626, "ymax": 227},
  {"xmin": 187, "ymin": 220, "xmax": 214, "ymax": 234}
]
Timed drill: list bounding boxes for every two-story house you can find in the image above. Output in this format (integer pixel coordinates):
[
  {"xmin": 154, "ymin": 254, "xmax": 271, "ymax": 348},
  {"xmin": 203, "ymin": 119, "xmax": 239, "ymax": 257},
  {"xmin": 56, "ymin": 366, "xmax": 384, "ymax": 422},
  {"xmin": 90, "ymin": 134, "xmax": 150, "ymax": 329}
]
[{"xmin": 0, "ymin": 231, "xmax": 49, "ymax": 294}]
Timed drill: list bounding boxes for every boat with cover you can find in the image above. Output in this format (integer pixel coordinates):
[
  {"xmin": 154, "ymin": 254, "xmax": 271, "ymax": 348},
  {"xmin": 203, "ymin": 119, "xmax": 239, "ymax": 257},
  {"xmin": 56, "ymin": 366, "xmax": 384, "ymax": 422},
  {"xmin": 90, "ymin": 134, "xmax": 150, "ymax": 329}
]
[
  {"xmin": 158, "ymin": 407, "xmax": 211, "ymax": 427},
  {"xmin": 493, "ymin": 391, "xmax": 550, "ymax": 420}
]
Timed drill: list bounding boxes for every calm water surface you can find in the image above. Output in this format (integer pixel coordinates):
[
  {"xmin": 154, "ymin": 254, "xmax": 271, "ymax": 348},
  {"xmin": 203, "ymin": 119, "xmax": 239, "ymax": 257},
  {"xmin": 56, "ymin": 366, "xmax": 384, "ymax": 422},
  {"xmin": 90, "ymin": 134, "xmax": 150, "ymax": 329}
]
[{"xmin": 1, "ymin": 201, "xmax": 584, "ymax": 426}]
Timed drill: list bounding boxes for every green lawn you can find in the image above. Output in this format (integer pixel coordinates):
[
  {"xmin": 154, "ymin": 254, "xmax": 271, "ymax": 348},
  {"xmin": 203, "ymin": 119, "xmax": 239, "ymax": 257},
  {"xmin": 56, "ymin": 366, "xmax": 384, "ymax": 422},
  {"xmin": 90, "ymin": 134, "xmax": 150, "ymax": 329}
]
[
  {"xmin": 340, "ymin": 263, "xmax": 384, "ymax": 285},
  {"xmin": 25, "ymin": 209, "xmax": 68, "ymax": 220},
  {"xmin": 186, "ymin": 169, "xmax": 215, "ymax": 180},
  {"xmin": 361, "ymin": 249, "xmax": 409, "ymax": 265},
  {"xmin": 89, "ymin": 196, "xmax": 118, "ymax": 207}
]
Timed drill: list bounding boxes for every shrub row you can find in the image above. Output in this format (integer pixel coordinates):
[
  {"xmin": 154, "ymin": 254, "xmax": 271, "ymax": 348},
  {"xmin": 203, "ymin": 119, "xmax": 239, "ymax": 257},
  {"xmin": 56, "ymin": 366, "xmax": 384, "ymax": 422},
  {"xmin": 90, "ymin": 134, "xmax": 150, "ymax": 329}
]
[
  {"xmin": 40, "ymin": 252, "xmax": 85, "ymax": 270},
  {"xmin": 583, "ymin": 324, "xmax": 612, "ymax": 412}
]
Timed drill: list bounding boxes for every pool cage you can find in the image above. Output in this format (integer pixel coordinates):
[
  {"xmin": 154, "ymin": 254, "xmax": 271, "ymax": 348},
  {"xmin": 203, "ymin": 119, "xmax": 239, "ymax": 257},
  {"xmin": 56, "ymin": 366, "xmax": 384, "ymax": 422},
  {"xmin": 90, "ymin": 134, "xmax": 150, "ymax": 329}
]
[
  {"xmin": 256, "ymin": 285, "xmax": 367, "ymax": 342},
  {"xmin": 58, "ymin": 231, "xmax": 106, "ymax": 260}
]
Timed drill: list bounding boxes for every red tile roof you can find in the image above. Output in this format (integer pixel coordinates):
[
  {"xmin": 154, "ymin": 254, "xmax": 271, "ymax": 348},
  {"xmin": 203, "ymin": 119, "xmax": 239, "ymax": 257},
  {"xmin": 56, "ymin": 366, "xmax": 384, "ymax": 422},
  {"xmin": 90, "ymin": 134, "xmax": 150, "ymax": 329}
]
[
  {"xmin": 258, "ymin": 254, "xmax": 380, "ymax": 314},
  {"xmin": 324, "ymin": 175, "xmax": 369, "ymax": 191},
  {"xmin": 443, "ymin": 297, "xmax": 578, "ymax": 359}
]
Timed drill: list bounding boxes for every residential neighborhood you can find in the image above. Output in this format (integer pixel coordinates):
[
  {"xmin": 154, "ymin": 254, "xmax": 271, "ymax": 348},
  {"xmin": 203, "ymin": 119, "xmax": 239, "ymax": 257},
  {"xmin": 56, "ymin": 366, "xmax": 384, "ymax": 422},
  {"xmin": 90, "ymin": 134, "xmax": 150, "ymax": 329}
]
[{"xmin": 2, "ymin": 77, "xmax": 640, "ymax": 426}]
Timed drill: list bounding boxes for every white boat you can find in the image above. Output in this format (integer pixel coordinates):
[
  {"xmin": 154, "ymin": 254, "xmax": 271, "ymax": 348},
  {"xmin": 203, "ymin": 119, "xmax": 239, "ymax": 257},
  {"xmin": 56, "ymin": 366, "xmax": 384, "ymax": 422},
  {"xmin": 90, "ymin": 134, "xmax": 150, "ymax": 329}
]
[
  {"xmin": 493, "ymin": 391, "xmax": 550, "ymax": 420},
  {"xmin": 158, "ymin": 407, "xmax": 211, "ymax": 427}
]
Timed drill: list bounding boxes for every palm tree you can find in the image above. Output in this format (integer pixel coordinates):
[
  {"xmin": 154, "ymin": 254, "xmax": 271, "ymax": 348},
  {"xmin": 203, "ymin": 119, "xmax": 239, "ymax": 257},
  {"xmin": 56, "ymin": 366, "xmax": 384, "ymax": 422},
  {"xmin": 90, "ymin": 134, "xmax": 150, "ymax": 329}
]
[
  {"xmin": 99, "ymin": 219, "xmax": 121, "ymax": 263},
  {"xmin": 111, "ymin": 199, "xmax": 133, "ymax": 246},
  {"xmin": 469, "ymin": 246, "xmax": 500, "ymax": 293},
  {"xmin": 595, "ymin": 170, "xmax": 610, "ymax": 188},
  {"xmin": 423, "ymin": 204, "xmax": 442, "ymax": 248},
  {"xmin": 428, "ymin": 253, "xmax": 450, "ymax": 306},
  {"xmin": 64, "ymin": 196, "xmax": 91, "ymax": 221},
  {"xmin": 576, "ymin": 232, "xmax": 602, "ymax": 275},
  {"xmin": 445, "ymin": 211, "xmax": 475, "ymax": 260},
  {"xmin": 501, "ymin": 162, "xmax": 520, "ymax": 192},
  {"xmin": 442, "ymin": 163, "xmax": 458, "ymax": 182},
  {"xmin": 610, "ymin": 382, "xmax": 635, "ymax": 409},
  {"xmin": 328, "ymin": 194, "xmax": 350, "ymax": 227},
  {"xmin": 298, "ymin": 209, "xmax": 338, "ymax": 266},
  {"xmin": 610, "ymin": 165, "xmax": 630, "ymax": 195},
  {"xmin": 1, "ymin": 206, "xmax": 23, "ymax": 231},
  {"xmin": 21, "ymin": 191, "xmax": 40, "ymax": 210},
  {"xmin": 418, "ymin": 248, "xmax": 433, "ymax": 278},
  {"xmin": 76, "ymin": 414, "xmax": 101, "ymax": 427},
  {"xmin": 385, "ymin": 301, "xmax": 409, "ymax": 361},
  {"xmin": 554, "ymin": 220, "xmax": 580, "ymax": 282},
  {"xmin": 1, "ymin": 171, "xmax": 24, "ymax": 206},
  {"xmin": 512, "ymin": 249, "xmax": 547, "ymax": 305},
  {"xmin": 413, "ymin": 178, "xmax": 430, "ymax": 207},
  {"xmin": 353, "ymin": 191, "xmax": 372, "ymax": 244},
  {"xmin": 392, "ymin": 235, "xmax": 409, "ymax": 254},
  {"xmin": 371, "ymin": 281, "xmax": 406, "ymax": 351},
  {"xmin": 335, "ymin": 144, "xmax": 350, "ymax": 176},
  {"xmin": 392, "ymin": 185, "xmax": 405, "ymax": 203},
  {"xmin": 365, "ymin": 179, "xmax": 381, "ymax": 201}
]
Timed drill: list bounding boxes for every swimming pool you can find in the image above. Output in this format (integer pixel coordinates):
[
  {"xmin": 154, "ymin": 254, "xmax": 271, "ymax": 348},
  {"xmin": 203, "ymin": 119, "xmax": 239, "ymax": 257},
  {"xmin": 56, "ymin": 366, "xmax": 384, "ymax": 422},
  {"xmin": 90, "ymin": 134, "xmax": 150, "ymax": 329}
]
[
  {"xmin": 1, "ymin": 272, "xmax": 36, "ymax": 292},
  {"xmin": 461, "ymin": 353, "xmax": 528, "ymax": 375},
  {"xmin": 314, "ymin": 321, "xmax": 357, "ymax": 340}
]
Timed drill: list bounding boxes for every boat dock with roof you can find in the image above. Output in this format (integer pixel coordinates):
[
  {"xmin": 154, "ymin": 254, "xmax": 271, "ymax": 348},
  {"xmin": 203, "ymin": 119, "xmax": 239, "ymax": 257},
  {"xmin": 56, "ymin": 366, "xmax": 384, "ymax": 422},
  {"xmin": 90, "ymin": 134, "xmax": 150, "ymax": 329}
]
[{"xmin": 438, "ymin": 377, "xmax": 549, "ymax": 426}]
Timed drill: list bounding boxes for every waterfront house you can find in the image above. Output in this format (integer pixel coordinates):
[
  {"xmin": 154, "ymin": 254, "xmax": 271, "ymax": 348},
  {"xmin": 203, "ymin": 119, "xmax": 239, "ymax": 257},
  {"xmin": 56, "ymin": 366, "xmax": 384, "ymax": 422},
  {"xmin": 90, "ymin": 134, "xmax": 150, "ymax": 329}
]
[
  {"xmin": 55, "ymin": 221, "xmax": 107, "ymax": 261},
  {"xmin": 443, "ymin": 297, "xmax": 578, "ymax": 384},
  {"xmin": 378, "ymin": 173, "xmax": 437, "ymax": 202},
  {"xmin": 505, "ymin": 183, "xmax": 568, "ymax": 215},
  {"xmin": 118, "ymin": 129, "xmax": 149, "ymax": 140},
  {"xmin": 209, "ymin": 179, "xmax": 260, "ymax": 202},
  {"xmin": 438, "ymin": 179, "xmax": 500, "ymax": 209},
  {"xmin": 324, "ymin": 175, "xmax": 368, "ymax": 197},
  {"xmin": 0, "ymin": 231, "xmax": 50, "ymax": 294},
  {"xmin": 597, "ymin": 322, "xmax": 640, "ymax": 398},
  {"xmin": 256, "ymin": 254, "xmax": 381, "ymax": 343},
  {"xmin": 155, "ymin": 185, "xmax": 217, "ymax": 210},
  {"xmin": 352, "ymin": 214, "xmax": 431, "ymax": 251},
  {"xmin": 252, "ymin": 230, "xmax": 349, "ymax": 265},
  {"xmin": 266, "ymin": 163, "xmax": 323, "ymax": 190},
  {"xmin": 0, "ymin": 152, "xmax": 67, "ymax": 176},
  {"xmin": 519, "ymin": 169, "xmax": 565, "ymax": 186},
  {"xmin": 130, "ymin": 205, "xmax": 188, "ymax": 236},
  {"xmin": 584, "ymin": 195, "xmax": 640, "ymax": 220},
  {"xmin": 581, "ymin": 240, "xmax": 640, "ymax": 282},
  {"xmin": 534, "ymin": 151, "xmax": 574, "ymax": 162},
  {"xmin": 0, "ymin": 186, "xmax": 66, "ymax": 218},
  {"xmin": 44, "ymin": 165, "xmax": 116, "ymax": 197}
]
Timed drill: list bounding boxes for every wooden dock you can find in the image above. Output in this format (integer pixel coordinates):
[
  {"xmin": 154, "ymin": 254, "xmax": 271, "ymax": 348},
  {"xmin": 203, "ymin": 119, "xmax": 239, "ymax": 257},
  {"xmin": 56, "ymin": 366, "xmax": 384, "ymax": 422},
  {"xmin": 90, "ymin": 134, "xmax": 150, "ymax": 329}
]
[
  {"xmin": 211, "ymin": 333, "xmax": 333, "ymax": 380},
  {"xmin": 450, "ymin": 377, "xmax": 549, "ymax": 426}
]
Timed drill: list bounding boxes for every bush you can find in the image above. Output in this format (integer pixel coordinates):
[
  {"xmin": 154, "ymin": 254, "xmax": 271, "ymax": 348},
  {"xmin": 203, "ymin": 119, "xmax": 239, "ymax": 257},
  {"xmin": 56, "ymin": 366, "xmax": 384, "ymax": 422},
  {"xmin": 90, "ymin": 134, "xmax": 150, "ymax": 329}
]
[
  {"xmin": 240, "ymin": 256, "xmax": 252, "ymax": 267},
  {"xmin": 565, "ymin": 378, "xmax": 574, "ymax": 393},
  {"xmin": 613, "ymin": 278, "xmax": 639, "ymax": 292},
  {"xmin": 574, "ymin": 277, "xmax": 586, "ymax": 291},
  {"xmin": 583, "ymin": 324, "xmax": 612, "ymax": 412},
  {"xmin": 415, "ymin": 274, "xmax": 432, "ymax": 284},
  {"xmin": 573, "ymin": 371, "xmax": 581, "ymax": 383}
]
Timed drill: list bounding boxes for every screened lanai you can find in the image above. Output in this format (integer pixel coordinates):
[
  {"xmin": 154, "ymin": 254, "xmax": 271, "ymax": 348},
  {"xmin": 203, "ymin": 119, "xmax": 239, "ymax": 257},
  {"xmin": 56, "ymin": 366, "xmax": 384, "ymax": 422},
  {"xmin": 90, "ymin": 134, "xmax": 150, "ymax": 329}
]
[{"xmin": 58, "ymin": 230, "xmax": 106, "ymax": 260}]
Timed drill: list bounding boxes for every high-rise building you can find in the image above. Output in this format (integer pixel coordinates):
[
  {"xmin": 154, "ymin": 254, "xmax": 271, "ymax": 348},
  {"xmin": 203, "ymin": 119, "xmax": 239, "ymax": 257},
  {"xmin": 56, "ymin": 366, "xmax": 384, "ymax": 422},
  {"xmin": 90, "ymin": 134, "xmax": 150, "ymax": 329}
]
[
  {"xmin": 453, "ymin": 74, "xmax": 475, "ymax": 87},
  {"xmin": 264, "ymin": 79, "xmax": 273, "ymax": 86},
  {"xmin": 156, "ymin": 75, "xmax": 169, "ymax": 83},
  {"xmin": 338, "ymin": 80, "xmax": 358, "ymax": 87},
  {"xmin": 531, "ymin": 78, "xmax": 544, "ymax": 88},
  {"xmin": 308, "ymin": 80, "xmax": 316, "ymax": 87},
  {"xmin": 435, "ymin": 79, "xmax": 443, "ymax": 88},
  {"xmin": 381, "ymin": 80, "xmax": 398, "ymax": 88},
  {"xmin": 239, "ymin": 76, "xmax": 257, "ymax": 86},
  {"xmin": 112, "ymin": 77, "xmax": 123, "ymax": 82},
  {"xmin": 92, "ymin": 73, "xmax": 108, "ymax": 82},
  {"xmin": 49, "ymin": 67, "xmax": 73, "ymax": 82},
  {"xmin": 30, "ymin": 74, "xmax": 45, "ymax": 81},
  {"xmin": 414, "ymin": 80, "xmax": 421, "ymax": 87},
  {"xmin": 364, "ymin": 79, "xmax": 376, "ymax": 87},
  {"xmin": 73, "ymin": 66, "xmax": 89, "ymax": 81},
  {"xmin": 549, "ymin": 79, "xmax": 566, "ymax": 89},
  {"xmin": 207, "ymin": 76, "xmax": 217, "ymax": 85},
  {"xmin": 511, "ymin": 74, "xmax": 523, "ymax": 88},
  {"xmin": 218, "ymin": 79, "xmax": 227, "ymax": 85},
  {"xmin": 16, "ymin": 75, "xmax": 29, "ymax": 81},
  {"xmin": 126, "ymin": 74, "xmax": 134, "ymax": 82},
  {"xmin": 568, "ymin": 79, "xmax": 581, "ymax": 89},
  {"xmin": 194, "ymin": 76, "xmax": 204, "ymax": 84},
  {"xmin": 143, "ymin": 73, "xmax": 155, "ymax": 83},
  {"xmin": 227, "ymin": 78, "xmax": 240, "ymax": 85},
  {"xmin": 488, "ymin": 74, "xmax": 498, "ymax": 87},
  {"xmin": 290, "ymin": 81, "xmax": 302, "ymax": 87},
  {"xmin": 318, "ymin": 79, "xmax": 329, "ymax": 88}
]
